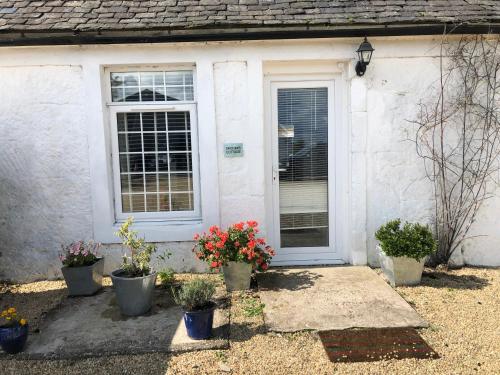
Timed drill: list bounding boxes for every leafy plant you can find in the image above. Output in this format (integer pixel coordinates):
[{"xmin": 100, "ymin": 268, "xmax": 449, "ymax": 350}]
[
  {"xmin": 60, "ymin": 241, "xmax": 100, "ymax": 267},
  {"xmin": 173, "ymin": 279, "xmax": 216, "ymax": 311},
  {"xmin": 193, "ymin": 221, "xmax": 275, "ymax": 272},
  {"xmin": 240, "ymin": 295, "xmax": 265, "ymax": 317},
  {"xmin": 375, "ymin": 219, "xmax": 437, "ymax": 261},
  {"xmin": 0, "ymin": 307, "xmax": 27, "ymax": 328},
  {"xmin": 158, "ymin": 268, "xmax": 175, "ymax": 287},
  {"xmin": 115, "ymin": 217, "xmax": 156, "ymax": 277}
]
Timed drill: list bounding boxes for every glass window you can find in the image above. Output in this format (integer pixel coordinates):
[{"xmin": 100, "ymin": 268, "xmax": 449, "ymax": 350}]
[{"xmin": 111, "ymin": 71, "xmax": 194, "ymax": 103}]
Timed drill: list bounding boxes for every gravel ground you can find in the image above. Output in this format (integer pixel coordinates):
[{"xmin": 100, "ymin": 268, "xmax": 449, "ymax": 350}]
[{"xmin": 1, "ymin": 267, "xmax": 499, "ymax": 375}]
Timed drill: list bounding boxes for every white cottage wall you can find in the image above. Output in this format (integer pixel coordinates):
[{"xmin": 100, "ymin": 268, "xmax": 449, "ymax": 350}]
[{"xmin": 0, "ymin": 36, "xmax": 498, "ymax": 282}]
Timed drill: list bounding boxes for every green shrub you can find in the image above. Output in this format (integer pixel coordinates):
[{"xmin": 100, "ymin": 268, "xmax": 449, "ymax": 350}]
[
  {"xmin": 375, "ymin": 219, "xmax": 437, "ymax": 261},
  {"xmin": 158, "ymin": 268, "xmax": 175, "ymax": 287},
  {"xmin": 173, "ymin": 279, "xmax": 216, "ymax": 311},
  {"xmin": 115, "ymin": 217, "xmax": 156, "ymax": 277}
]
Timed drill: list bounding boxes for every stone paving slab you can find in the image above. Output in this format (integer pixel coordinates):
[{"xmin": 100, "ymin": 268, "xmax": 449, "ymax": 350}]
[
  {"xmin": 257, "ymin": 266, "xmax": 428, "ymax": 332},
  {"xmin": 16, "ymin": 286, "xmax": 229, "ymax": 359}
]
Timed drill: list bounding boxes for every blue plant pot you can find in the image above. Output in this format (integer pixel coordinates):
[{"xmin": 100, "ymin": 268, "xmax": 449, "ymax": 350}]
[
  {"xmin": 183, "ymin": 304, "xmax": 216, "ymax": 340},
  {"xmin": 0, "ymin": 324, "xmax": 29, "ymax": 354}
]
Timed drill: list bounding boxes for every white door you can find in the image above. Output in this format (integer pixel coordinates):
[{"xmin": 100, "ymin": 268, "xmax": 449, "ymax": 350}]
[{"xmin": 269, "ymin": 79, "xmax": 343, "ymax": 265}]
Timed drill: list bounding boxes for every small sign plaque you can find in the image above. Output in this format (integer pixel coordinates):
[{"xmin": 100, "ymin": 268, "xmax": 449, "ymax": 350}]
[{"xmin": 224, "ymin": 143, "xmax": 244, "ymax": 157}]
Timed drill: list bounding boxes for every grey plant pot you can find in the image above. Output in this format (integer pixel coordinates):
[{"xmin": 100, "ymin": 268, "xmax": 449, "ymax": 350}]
[
  {"xmin": 222, "ymin": 261, "xmax": 252, "ymax": 292},
  {"xmin": 110, "ymin": 270, "xmax": 157, "ymax": 316},
  {"xmin": 61, "ymin": 257, "xmax": 104, "ymax": 296},
  {"xmin": 378, "ymin": 246, "xmax": 425, "ymax": 287}
]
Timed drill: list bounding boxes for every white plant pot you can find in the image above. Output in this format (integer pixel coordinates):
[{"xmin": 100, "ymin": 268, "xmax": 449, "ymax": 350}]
[{"xmin": 378, "ymin": 246, "xmax": 425, "ymax": 287}]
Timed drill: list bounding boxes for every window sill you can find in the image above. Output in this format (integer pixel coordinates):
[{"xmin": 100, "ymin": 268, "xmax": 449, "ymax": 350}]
[{"xmin": 95, "ymin": 219, "xmax": 203, "ymax": 244}]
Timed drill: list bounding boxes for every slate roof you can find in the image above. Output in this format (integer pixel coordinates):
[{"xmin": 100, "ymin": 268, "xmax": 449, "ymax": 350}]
[{"xmin": 0, "ymin": 1, "xmax": 499, "ymax": 45}]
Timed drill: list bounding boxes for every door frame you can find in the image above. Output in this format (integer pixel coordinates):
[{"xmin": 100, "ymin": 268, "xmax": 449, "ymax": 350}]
[{"xmin": 264, "ymin": 73, "xmax": 349, "ymax": 266}]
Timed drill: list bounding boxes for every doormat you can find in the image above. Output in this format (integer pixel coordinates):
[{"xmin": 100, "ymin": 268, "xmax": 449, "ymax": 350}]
[{"xmin": 318, "ymin": 328, "xmax": 439, "ymax": 363}]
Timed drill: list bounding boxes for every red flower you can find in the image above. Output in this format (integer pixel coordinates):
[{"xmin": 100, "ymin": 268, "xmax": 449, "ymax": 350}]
[
  {"xmin": 248, "ymin": 240, "xmax": 256, "ymax": 249},
  {"xmin": 234, "ymin": 241, "xmax": 240, "ymax": 247},
  {"xmin": 209, "ymin": 225, "xmax": 219, "ymax": 234},
  {"xmin": 261, "ymin": 263, "xmax": 269, "ymax": 270},
  {"xmin": 257, "ymin": 238, "xmax": 266, "ymax": 245},
  {"xmin": 205, "ymin": 242, "xmax": 214, "ymax": 251},
  {"xmin": 247, "ymin": 220, "xmax": 258, "ymax": 228},
  {"xmin": 216, "ymin": 241, "xmax": 225, "ymax": 249},
  {"xmin": 214, "ymin": 251, "xmax": 221, "ymax": 258},
  {"xmin": 193, "ymin": 233, "xmax": 200, "ymax": 240},
  {"xmin": 233, "ymin": 222, "xmax": 244, "ymax": 231}
]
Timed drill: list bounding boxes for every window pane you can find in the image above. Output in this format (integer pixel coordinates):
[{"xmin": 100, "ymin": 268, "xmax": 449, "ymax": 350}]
[
  {"xmin": 172, "ymin": 193, "xmax": 193, "ymax": 211},
  {"xmin": 115, "ymin": 110, "xmax": 194, "ymax": 215},
  {"xmin": 124, "ymin": 87, "xmax": 140, "ymax": 102},
  {"xmin": 168, "ymin": 112, "xmax": 190, "ymax": 131},
  {"xmin": 154, "ymin": 87, "xmax": 165, "ymax": 102},
  {"xmin": 170, "ymin": 173, "xmax": 191, "ymax": 192},
  {"xmin": 142, "ymin": 113, "xmax": 155, "ymax": 131},
  {"xmin": 126, "ymin": 113, "xmax": 141, "ymax": 131},
  {"xmin": 120, "ymin": 175, "xmax": 130, "ymax": 193},
  {"xmin": 157, "ymin": 133, "xmax": 167, "ymax": 150},
  {"xmin": 130, "ymin": 194, "xmax": 145, "ymax": 212},
  {"xmin": 169, "ymin": 132, "xmax": 188, "ymax": 151},
  {"xmin": 130, "ymin": 175, "xmax": 144, "ymax": 192},
  {"xmin": 158, "ymin": 154, "xmax": 169, "ymax": 171},
  {"xmin": 166, "ymin": 86, "xmax": 184, "ymax": 101},
  {"xmin": 112, "ymin": 88, "xmax": 125, "ymax": 102},
  {"xmin": 111, "ymin": 73, "xmax": 124, "ymax": 87},
  {"xmin": 143, "ymin": 133, "xmax": 156, "ymax": 152},
  {"xmin": 110, "ymin": 70, "xmax": 193, "ymax": 103},
  {"xmin": 158, "ymin": 174, "xmax": 169, "ymax": 191},
  {"xmin": 122, "ymin": 194, "xmax": 131, "ymax": 212},
  {"xmin": 159, "ymin": 194, "xmax": 170, "ymax": 211},
  {"xmin": 146, "ymin": 194, "xmax": 158, "ymax": 212},
  {"xmin": 144, "ymin": 154, "xmax": 157, "ymax": 172},
  {"xmin": 140, "ymin": 72, "xmax": 154, "ymax": 86},
  {"xmin": 127, "ymin": 133, "xmax": 142, "ymax": 152},
  {"xmin": 140, "ymin": 88, "xmax": 154, "ymax": 102},
  {"xmin": 156, "ymin": 113, "xmax": 166, "ymax": 131},
  {"xmin": 145, "ymin": 174, "xmax": 157, "ymax": 192},
  {"xmin": 170, "ymin": 153, "xmax": 189, "ymax": 171}
]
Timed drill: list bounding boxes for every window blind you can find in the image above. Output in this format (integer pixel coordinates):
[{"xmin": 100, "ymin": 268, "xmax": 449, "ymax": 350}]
[{"xmin": 277, "ymin": 87, "xmax": 329, "ymax": 248}]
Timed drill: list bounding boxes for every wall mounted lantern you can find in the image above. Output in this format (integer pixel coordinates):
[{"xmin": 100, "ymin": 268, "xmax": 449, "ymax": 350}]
[{"xmin": 355, "ymin": 37, "xmax": 375, "ymax": 77}]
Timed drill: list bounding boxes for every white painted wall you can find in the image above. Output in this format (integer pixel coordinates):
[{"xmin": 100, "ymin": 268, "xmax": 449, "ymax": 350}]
[{"xmin": 0, "ymin": 36, "xmax": 498, "ymax": 282}]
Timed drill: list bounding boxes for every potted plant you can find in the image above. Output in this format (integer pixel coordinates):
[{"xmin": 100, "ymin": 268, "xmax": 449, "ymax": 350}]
[
  {"xmin": 173, "ymin": 279, "xmax": 216, "ymax": 340},
  {"xmin": 375, "ymin": 219, "xmax": 437, "ymax": 286},
  {"xmin": 111, "ymin": 217, "xmax": 157, "ymax": 316},
  {"xmin": 193, "ymin": 221, "xmax": 275, "ymax": 291},
  {"xmin": 0, "ymin": 307, "xmax": 28, "ymax": 354},
  {"xmin": 60, "ymin": 241, "xmax": 103, "ymax": 296}
]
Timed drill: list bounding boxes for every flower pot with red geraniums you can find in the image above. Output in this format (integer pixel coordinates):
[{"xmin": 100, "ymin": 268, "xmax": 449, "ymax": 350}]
[
  {"xmin": 193, "ymin": 221, "xmax": 275, "ymax": 292},
  {"xmin": 60, "ymin": 241, "xmax": 104, "ymax": 296},
  {"xmin": 111, "ymin": 217, "xmax": 158, "ymax": 316},
  {"xmin": 0, "ymin": 307, "xmax": 29, "ymax": 354}
]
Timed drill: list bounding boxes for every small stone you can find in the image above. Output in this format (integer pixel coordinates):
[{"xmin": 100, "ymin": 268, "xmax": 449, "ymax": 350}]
[{"xmin": 219, "ymin": 363, "xmax": 231, "ymax": 372}]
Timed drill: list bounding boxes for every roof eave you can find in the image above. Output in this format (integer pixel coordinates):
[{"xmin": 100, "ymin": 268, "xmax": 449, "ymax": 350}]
[{"xmin": 0, "ymin": 22, "xmax": 498, "ymax": 47}]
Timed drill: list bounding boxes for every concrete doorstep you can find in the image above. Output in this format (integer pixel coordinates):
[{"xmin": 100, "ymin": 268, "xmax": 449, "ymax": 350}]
[
  {"xmin": 257, "ymin": 266, "xmax": 428, "ymax": 332},
  {"xmin": 14, "ymin": 286, "xmax": 230, "ymax": 360}
]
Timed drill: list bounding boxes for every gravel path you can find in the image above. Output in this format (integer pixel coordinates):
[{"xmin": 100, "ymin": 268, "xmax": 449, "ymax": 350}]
[{"xmin": 1, "ymin": 267, "xmax": 499, "ymax": 375}]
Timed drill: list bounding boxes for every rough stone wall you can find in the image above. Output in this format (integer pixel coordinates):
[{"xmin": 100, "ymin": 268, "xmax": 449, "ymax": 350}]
[{"xmin": 0, "ymin": 65, "xmax": 93, "ymax": 280}]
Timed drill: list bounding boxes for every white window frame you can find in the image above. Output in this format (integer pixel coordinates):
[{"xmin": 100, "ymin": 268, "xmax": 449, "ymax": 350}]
[
  {"xmin": 109, "ymin": 104, "xmax": 201, "ymax": 221},
  {"xmin": 106, "ymin": 67, "xmax": 201, "ymax": 222}
]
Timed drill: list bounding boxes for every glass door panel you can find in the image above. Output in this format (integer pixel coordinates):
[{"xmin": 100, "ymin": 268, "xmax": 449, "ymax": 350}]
[{"xmin": 277, "ymin": 87, "xmax": 329, "ymax": 248}]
